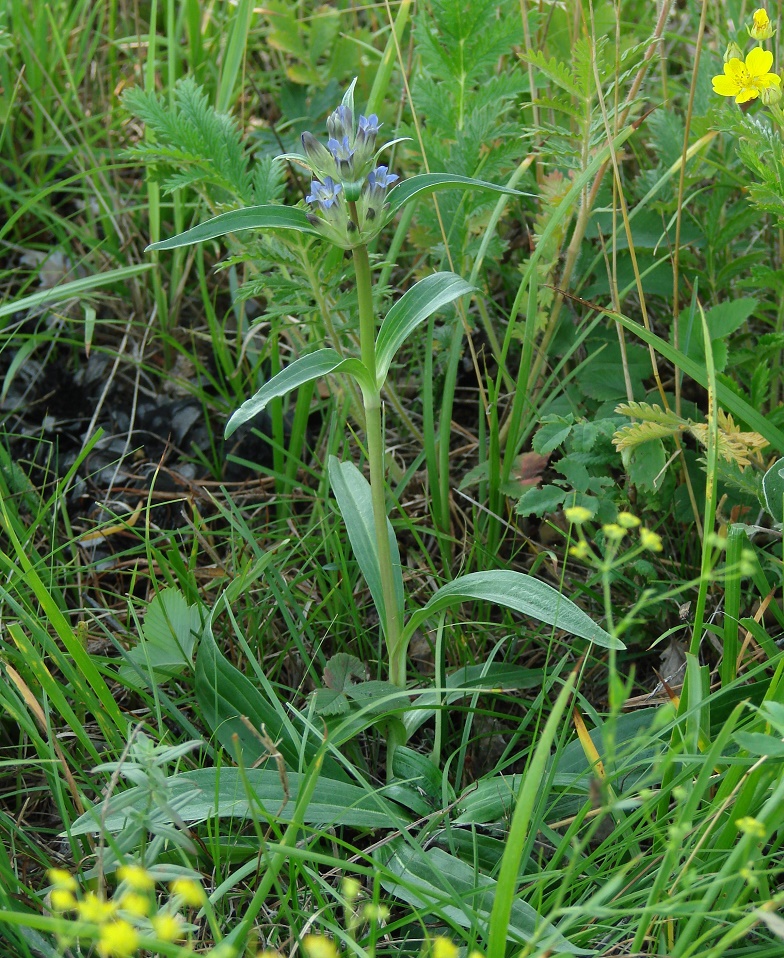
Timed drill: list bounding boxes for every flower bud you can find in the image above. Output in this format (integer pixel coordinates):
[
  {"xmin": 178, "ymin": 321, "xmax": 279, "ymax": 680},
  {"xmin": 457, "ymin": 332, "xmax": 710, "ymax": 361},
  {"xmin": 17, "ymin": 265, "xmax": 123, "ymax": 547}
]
[
  {"xmin": 723, "ymin": 41, "xmax": 744, "ymax": 63},
  {"xmin": 760, "ymin": 81, "xmax": 783, "ymax": 104},
  {"xmin": 749, "ymin": 8, "xmax": 774, "ymax": 41}
]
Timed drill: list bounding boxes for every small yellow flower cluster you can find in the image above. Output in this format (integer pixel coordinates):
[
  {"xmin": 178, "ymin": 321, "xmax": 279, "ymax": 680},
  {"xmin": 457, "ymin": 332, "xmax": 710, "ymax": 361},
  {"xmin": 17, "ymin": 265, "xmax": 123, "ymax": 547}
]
[
  {"xmin": 736, "ymin": 815, "xmax": 767, "ymax": 839},
  {"xmin": 46, "ymin": 864, "xmax": 206, "ymax": 956},
  {"xmin": 713, "ymin": 8, "xmax": 781, "ymax": 105},
  {"xmin": 565, "ymin": 507, "xmax": 662, "ymax": 561}
]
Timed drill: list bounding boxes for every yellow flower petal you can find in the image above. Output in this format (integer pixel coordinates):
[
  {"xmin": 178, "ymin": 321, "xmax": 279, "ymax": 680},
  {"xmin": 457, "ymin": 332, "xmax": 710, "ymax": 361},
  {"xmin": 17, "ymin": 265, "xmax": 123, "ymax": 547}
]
[
  {"xmin": 713, "ymin": 74, "xmax": 741, "ymax": 96},
  {"xmin": 736, "ymin": 86, "xmax": 760, "ymax": 103},
  {"xmin": 746, "ymin": 46, "xmax": 774, "ymax": 75}
]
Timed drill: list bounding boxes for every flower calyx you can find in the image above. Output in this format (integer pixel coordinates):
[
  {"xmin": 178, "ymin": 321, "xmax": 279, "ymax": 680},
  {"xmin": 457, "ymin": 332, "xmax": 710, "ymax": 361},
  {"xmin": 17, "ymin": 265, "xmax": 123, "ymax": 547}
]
[{"xmin": 281, "ymin": 79, "xmax": 403, "ymax": 248}]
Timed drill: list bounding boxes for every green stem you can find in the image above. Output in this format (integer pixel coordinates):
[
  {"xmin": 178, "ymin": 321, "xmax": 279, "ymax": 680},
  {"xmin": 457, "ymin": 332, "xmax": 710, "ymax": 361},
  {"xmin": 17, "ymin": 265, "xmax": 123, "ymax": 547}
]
[{"xmin": 351, "ymin": 237, "xmax": 405, "ymax": 690}]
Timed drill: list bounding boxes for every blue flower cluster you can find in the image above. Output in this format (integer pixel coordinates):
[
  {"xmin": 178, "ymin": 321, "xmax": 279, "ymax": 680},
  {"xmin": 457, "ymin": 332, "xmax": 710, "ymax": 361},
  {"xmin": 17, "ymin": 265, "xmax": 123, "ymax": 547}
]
[{"xmin": 280, "ymin": 80, "xmax": 402, "ymax": 248}]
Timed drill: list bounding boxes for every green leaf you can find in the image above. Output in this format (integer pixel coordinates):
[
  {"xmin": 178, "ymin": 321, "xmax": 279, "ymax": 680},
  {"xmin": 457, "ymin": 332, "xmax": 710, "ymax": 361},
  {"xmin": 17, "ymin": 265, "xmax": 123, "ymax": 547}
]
[
  {"xmin": 0, "ymin": 264, "xmax": 155, "ymax": 321},
  {"xmin": 762, "ymin": 457, "xmax": 784, "ymax": 523},
  {"xmin": 705, "ymin": 297, "xmax": 757, "ymax": 339},
  {"xmin": 146, "ymin": 205, "xmax": 319, "ymax": 251},
  {"xmin": 404, "ymin": 663, "xmax": 545, "ymax": 738},
  {"xmin": 384, "ymin": 173, "xmax": 525, "ymax": 219},
  {"xmin": 195, "ymin": 624, "xmax": 312, "ymax": 768},
  {"xmin": 328, "ymin": 458, "xmax": 404, "ymax": 637},
  {"xmin": 225, "ymin": 350, "xmax": 372, "ymax": 438},
  {"xmin": 515, "ymin": 483, "xmax": 566, "ymax": 517},
  {"xmin": 68, "ymin": 767, "xmax": 406, "ymax": 834},
  {"xmin": 532, "ymin": 417, "xmax": 574, "ymax": 455},
  {"xmin": 375, "ymin": 272, "xmax": 475, "ymax": 385},
  {"xmin": 119, "ymin": 587, "xmax": 203, "ymax": 689},
  {"xmin": 402, "ymin": 571, "xmax": 623, "ymax": 650},
  {"xmin": 381, "ymin": 845, "xmax": 587, "ymax": 953}
]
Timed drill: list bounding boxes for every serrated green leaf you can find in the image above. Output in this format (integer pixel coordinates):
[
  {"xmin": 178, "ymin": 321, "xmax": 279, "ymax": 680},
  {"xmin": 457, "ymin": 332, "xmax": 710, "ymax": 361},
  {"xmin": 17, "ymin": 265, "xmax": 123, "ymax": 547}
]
[
  {"xmin": 225, "ymin": 351, "xmax": 373, "ymax": 438},
  {"xmin": 146, "ymin": 205, "xmax": 319, "ymax": 252},
  {"xmin": 515, "ymin": 484, "xmax": 566, "ymax": 517},
  {"xmin": 402, "ymin": 571, "xmax": 623, "ymax": 650},
  {"xmin": 119, "ymin": 587, "xmax": 203, "ymax": 689},
  {"xmin": 375, "ymin": 272, "xmax": 474, "ymax": 385},
  {"xmin": 533, "ymin": 419, "xmax": 573, "ymax": 455},
  {"xmin": 323, "ymin": 652, "xmax": 366, "ymax": 691}
]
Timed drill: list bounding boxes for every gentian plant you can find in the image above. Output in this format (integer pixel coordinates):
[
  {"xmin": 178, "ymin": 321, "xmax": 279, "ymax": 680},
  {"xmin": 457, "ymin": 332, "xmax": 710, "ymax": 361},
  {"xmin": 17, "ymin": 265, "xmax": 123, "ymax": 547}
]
[{"xmin": 148, "ymin": 80, "xmax": 620, "ymax": 773}]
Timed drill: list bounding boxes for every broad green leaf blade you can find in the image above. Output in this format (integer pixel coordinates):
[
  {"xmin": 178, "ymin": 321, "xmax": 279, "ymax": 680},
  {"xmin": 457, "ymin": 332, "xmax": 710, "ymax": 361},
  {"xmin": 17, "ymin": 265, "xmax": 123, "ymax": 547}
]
[
  {"xmin": 762, "ymin": 457, "xmax": 784, "ymax": 523},
  {"xmin": 328, "ymin": 457, "xmax": 404, "ymax": 638},
  {"xmin": 146, "ymin": 205, "xmax": 319, "ymax": 251},
  {"xmin": 381, "ymin": 845, "xmax": 588, "ymax": 953},
  {"xmin": 225, "ymin": 350, "xmax": 372, "ymax": 438},
  {"xmin": 68, "ymin": 767, "xmax": 407, "ymax": 834},
  {"xmin": 384, "ymin": 173, "xmax": 526, "ymax": 220},
  {"xmin": 195, "ymin": 622, "xmax": 316, "ymax": 769},
  {"xmin": 402, "ymin": 571, "xmax": 622, "ymax": 650},
  {"xmin": 610, "ymin": 309, "xmax": 784, "ymax": 454},
  {"xmin": 375, "ymin": 272, "xmax": 475, "ymax": 385}
]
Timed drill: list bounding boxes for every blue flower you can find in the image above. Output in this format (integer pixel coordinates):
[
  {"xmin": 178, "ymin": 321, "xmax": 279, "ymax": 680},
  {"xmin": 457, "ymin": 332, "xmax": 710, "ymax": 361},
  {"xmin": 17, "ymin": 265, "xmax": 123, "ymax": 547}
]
[{"xmin": 306, "ymin": 177, "xmax": 343, "ymax": 209}]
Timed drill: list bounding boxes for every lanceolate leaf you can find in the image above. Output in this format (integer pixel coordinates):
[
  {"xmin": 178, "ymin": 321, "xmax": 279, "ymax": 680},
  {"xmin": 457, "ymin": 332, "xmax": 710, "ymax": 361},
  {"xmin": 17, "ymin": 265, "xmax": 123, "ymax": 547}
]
[
  {"xmin": 68, "ymin": 767, "xmax": 406, "ymax": 833},
  {"xmin": 225, "ymin": 350, "xmax": 372, "ymax": 438},
  {"xmin": 382, "ymin": 845, "xmax": 587, "ymax": 953},
  {"xmin": 328, "ymin": 458, "xmax": 404, "ymax": 636},
  {"xmin": 375, "ymin": 272, "xmax": 475, "ymax": 385},
  {"xmin": 401, "ymin": 571, "xmax": 622, "ymax": 651},
  {"xmin": 146, "ymin": 205, "xmax": 319, "ymax": 251},
  {"xmin": 384, "ymin": 173, "xmax": 526, "ymax": 220}
]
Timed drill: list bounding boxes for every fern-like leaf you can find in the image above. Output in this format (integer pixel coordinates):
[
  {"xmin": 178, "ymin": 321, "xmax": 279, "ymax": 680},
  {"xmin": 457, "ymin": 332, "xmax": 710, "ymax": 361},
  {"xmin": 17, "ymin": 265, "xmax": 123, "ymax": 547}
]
[{"xmin": 613, "ymin": 421, "xmax": 683, "ymax": 450}]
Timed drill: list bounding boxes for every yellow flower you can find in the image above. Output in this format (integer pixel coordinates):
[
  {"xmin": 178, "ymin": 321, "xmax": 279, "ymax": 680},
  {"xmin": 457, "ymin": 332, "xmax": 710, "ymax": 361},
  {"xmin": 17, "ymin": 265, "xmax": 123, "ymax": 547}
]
[
  {"xmin": 96, "ymin": 920, "xmax": 139, "ymax": 958},
  {"xmin": 117, "ymin": 892, "xmax": 150, "ymax": 917},
  {"xmin": 47, "ymin": 868, "xmax": 78, "ymax": 892},
  {"xmin": 750, "ymin": 8, "xmax": 774, "ymax": 41},
  {"xmin": 569, "ymin": 540, "xmax": 590, "ymax": 560},
  {"xmin": 341, "ymin": 877, "xmax": 361, "ymax": 902},
  {"xmin": 736, "ymin": 815, "xmax": 767, "ymax": 838},
  {"xmin": 602, "ymin": 523, "xmax": 626, "ymax": 542},
  {"xmin": 50, "ymin": 888, "xmax": 78, "ymax": 912},
  {"xmin": 432, "ymin": 938, "xmax": 459, "ymax": 958},
  {"xmin": 78, "ymin": 891, "xmax": 116, "ymax": 924},
  {"xmin": 564, "ymin": 505, "xmax": 592, "ymax": 525},
  {"xmin": 169, "ymin": 877, "xmax": 205, "ymax": 907},
  {"xmin": 361, "ymin": 903, "xmax": 390, "ymax": 922},
  {"xmin": 616, "ymin": 512, "xmax": 641, "ymax": 529},
  {"xmin": 302, "ymin": 935, "xmax": 339, "ymax": 958},
  {"xmin": 151, "ymin": 913, "xmax": 184, "ymax": 942},
  {"xmin": 639, "ymin": 527, "xmax": 663, "ymax": 552},
  {"xmin": 712, "ymin": 47, "xmax": 781, "ymax": 103},
  {"xmin": 117, "ymin": 864, "xmax": 155, "ymax": 892}
]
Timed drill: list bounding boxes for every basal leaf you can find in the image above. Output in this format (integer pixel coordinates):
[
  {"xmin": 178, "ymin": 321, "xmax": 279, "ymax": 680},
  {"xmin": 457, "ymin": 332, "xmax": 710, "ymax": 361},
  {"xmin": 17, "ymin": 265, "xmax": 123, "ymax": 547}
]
[
  {"xmin": 69, "ymin": 767, "xmax": 406, "ymax": 834},
  {"xmin": 381, "ymin": 845, "xmax": 588, "ymax": 953}
]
